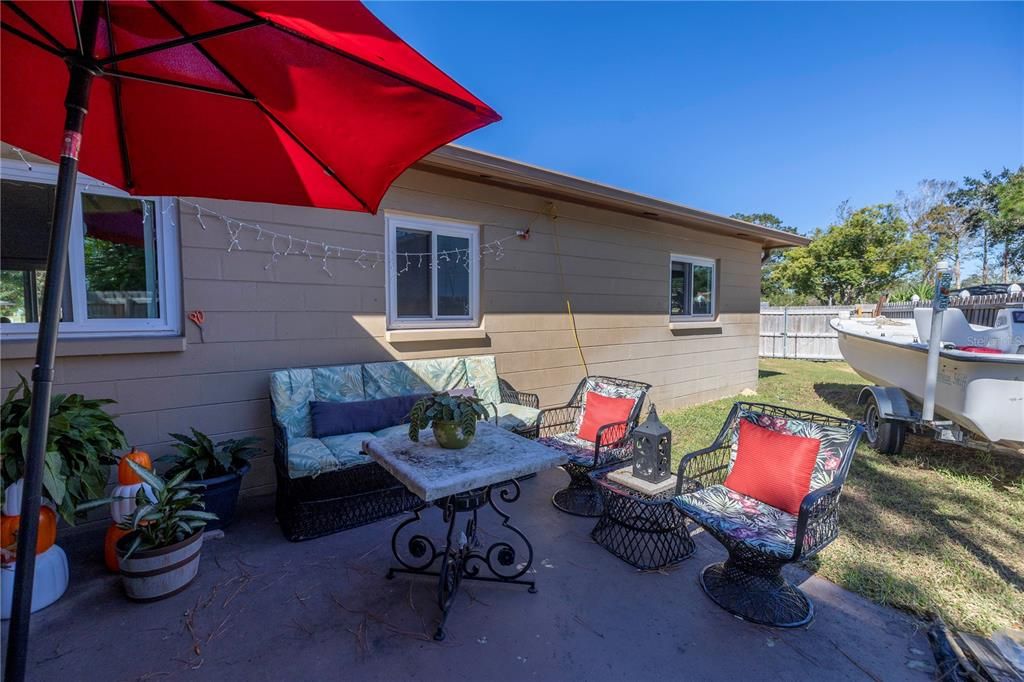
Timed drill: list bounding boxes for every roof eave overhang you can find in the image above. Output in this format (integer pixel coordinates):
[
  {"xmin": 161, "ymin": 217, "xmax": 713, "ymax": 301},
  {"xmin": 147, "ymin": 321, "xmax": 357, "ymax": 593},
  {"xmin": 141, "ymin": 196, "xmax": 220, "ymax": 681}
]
[{"xmin": 415, "ymin": 145, "xmax": 810, "ymax": 250}]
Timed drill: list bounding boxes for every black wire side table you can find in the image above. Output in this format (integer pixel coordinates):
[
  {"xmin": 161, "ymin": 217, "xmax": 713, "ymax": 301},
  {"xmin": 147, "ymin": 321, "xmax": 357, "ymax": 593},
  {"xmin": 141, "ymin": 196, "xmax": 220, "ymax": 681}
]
[{"xmin": 590, "ymin": 466, "xmax": 696, "ymax": 570}]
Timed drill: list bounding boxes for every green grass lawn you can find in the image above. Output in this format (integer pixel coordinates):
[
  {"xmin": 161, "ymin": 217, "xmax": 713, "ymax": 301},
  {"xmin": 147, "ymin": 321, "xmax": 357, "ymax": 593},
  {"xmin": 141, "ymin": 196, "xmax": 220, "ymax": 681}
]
[{"xmin": 661, "ymin": 358, "xmax": 1024, "ymax": 634}]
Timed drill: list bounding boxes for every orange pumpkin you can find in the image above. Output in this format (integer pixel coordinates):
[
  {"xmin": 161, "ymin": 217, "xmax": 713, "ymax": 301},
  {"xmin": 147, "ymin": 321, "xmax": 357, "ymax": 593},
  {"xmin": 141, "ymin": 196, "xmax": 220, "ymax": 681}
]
[
  {"xmin": 104, "ymin": 524, "xmax": 130, "ymax": 572},
  {"xmin": 117, "ymin": 448, "xmax": 152, "ymax": 485},
  {"xmin": 0, "ymin": 507, "xmax": 58, "ymax": 561}
]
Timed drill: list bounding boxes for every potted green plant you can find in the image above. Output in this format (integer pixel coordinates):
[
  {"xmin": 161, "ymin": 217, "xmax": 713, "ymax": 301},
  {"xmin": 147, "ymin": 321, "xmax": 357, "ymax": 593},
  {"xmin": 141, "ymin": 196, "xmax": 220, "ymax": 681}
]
[
  {"xmin": 80, "ymin": 460, "xmax": 216, "ymax": 601},
  {"xmin": 1, "ymin": 376, "xmax": 126, "ymax": 525},
  {"xmin": 161, "ymin": 429, "xmax": 261, "ymax": 530},
  {"xmin": 408, "ymin": 392, "xmax": 488, "ymax": 449}
]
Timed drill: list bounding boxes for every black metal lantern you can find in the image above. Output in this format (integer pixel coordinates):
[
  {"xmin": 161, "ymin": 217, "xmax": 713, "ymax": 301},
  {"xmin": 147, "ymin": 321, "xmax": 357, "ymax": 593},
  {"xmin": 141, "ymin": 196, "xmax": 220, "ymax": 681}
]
[{"xmin": 632, "ymin": 406, "xmax": 672, "ymax": 484}]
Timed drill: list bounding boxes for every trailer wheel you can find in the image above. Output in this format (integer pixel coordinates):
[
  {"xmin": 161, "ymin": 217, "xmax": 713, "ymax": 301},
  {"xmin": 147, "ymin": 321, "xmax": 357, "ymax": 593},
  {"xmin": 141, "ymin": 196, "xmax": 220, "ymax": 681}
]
[{"xmin": 864, "ymin": 396, "xmax": 906, "ymax": 455}]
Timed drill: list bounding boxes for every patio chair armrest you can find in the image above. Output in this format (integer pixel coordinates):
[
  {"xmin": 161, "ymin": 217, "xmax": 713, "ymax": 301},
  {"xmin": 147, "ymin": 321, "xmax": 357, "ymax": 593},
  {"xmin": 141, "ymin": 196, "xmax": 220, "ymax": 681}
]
[
  {"xmin": 538, "ymin": 405, "xmax": 581, "ymax": 437},
  {"xmin": 498, "ymin": 378, "xmax": 540, "ymax": 409},
  {"xmin": 792, "ymin": 481, "xmax": 844, "ymax": 561},
  {"xmin": 674, "ymin": 444, "xmax": 731, "ymax": 494},
  {"xmin": 595, "ymin": 419, "xmax": 632, "ymax": 450},
  {"xmin": 592, "ymin": 419, "xmax": 633, "ymax": 466}
]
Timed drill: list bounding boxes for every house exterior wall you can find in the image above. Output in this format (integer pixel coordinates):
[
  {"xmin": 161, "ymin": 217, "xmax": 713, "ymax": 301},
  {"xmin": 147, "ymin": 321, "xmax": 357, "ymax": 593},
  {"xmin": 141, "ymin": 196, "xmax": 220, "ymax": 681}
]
[{"xmin": 0, "ymin": 167, "xmax": 761, "ymax": 496}]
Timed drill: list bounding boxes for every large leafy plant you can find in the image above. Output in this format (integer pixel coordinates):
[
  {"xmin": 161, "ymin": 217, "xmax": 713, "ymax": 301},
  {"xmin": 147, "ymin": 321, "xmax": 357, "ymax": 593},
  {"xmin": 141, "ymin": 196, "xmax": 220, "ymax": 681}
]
[
  {"xmin": 80, "ymin": 459, "xmax": 216, "ymax": 558},
  {"xmin": 408, "ymin": 392, "xmax": 488, "ymax": 442},
  {"xmin": 162, "ymin": 428, "xmax": 261, "ymax": 480},
  {"xmin": 1, "ymin": 376, "xmax": 125, "ymax": 524}
]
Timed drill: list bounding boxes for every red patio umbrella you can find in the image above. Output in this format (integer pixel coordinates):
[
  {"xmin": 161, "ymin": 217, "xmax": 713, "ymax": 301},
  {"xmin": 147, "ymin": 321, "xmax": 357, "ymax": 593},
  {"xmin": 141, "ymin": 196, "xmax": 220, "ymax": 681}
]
[{"xmin": 0, "ymin": 2, "xmax": 499, "ymax": 678}]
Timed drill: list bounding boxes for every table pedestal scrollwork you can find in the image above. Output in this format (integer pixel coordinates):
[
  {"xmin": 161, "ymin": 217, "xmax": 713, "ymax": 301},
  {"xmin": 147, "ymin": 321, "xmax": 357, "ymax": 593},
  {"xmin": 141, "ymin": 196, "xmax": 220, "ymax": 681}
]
[{"xmin": 386, "ymin": 479, "xmax": 535, "ymax": 641}]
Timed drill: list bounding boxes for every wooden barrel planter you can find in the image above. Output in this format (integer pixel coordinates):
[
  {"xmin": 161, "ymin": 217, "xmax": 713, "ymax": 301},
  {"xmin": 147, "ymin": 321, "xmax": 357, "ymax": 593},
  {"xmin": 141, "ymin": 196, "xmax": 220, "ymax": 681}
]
[{"xmin": 116, "ymin": 530, "xmax": 203, "ymax": 602}]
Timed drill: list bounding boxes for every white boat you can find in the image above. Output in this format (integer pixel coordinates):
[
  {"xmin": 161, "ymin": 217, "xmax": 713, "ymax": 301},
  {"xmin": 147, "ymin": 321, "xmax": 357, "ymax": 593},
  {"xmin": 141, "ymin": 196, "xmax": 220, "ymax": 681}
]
[{"xmin": 830, "ymin": 306, "xmax": 1024, "ymax": 452}]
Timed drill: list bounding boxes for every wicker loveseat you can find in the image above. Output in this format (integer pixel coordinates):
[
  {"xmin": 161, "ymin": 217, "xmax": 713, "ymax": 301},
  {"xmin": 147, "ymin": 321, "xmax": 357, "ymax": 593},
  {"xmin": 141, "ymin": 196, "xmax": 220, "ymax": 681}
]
[{"xmin": 270, "ymin": 355, "xmax": 539, "ymax": 541}]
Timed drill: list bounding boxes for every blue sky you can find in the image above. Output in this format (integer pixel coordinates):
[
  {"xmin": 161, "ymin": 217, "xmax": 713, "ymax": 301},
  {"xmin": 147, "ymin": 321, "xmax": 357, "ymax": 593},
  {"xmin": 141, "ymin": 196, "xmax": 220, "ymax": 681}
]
[{"xmin": 368, "ymin": 1, "xmax": 1022, "ymax": 236}]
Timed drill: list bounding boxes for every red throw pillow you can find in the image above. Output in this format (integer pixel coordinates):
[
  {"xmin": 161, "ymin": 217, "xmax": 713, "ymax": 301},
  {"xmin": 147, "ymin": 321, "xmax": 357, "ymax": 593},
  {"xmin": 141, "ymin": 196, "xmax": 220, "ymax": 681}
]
[
  {"xmin": 578, "ymin": 392, "xmax": 636, "ymax": 444},
  {"xmin": 723, "ymin": 420, "xmax": 821, "ymax": 514}
]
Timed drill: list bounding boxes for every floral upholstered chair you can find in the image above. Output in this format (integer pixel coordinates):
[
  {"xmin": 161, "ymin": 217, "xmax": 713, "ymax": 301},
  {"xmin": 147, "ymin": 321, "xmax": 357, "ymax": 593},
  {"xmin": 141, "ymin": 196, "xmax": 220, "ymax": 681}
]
[
  {"xmin": 537, "ymin": 376, "xmax": 651, "ymax": 517},
  {"xmin": 672, "ymin": 402, "xmax": 863, "ymax": 627}
]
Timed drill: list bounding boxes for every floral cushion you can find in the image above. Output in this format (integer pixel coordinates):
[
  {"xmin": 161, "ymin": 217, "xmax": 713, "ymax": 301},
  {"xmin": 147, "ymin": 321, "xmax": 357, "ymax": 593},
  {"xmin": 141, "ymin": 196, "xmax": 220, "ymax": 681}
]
[
  {"xmin": 538, "ymin": 433, "xmax": 624, "ymax": 467},
  {"xmin": 312, "ymin": 365, "xmax": 365, "ymax": 403},
  {"xmin": 363, "ymin": 358, "xmax": 466, "ymax": 399},
  {"xmin": 465, "ymin": 355, "xmax": 502, "ymax": 406},
  {"xmin": 370, "ymin": 424, "xmax": 413, "ymax": 440},
  {"xmin": 274, "ymin": 356, "xmax": 518, "ymax": 480},
  {"xmin": 271, "ymin": 369, "xmax": 316, "ymax": 442},
  {"xmin": 673, "ymin": 485, "xmax": 798, "ymax": 559},
  {"xmin": 729, "ymin": 411, "xmax": 854, "ymax": 491},
  {"xmin": 495, "ymin": 403, "xmax": 540, "ymax": 431},
  {"xmin": 573, "ymin": 378, "xmax": 646, "ymax": 433},
  {"xmin": 287, "ymin": 435, "xmax": 371, "ymax": 479},
  {"xmin": 272, "ymin": 366, "xmax": 367, "ymax": 441}
]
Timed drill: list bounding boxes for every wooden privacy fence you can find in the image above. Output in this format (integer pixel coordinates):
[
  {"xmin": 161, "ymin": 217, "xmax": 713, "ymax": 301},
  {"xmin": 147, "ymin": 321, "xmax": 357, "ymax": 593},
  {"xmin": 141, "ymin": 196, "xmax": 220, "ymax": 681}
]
[{"xmin": 759, "ymin": 293, "xmax": 1024, "ymax": 360}]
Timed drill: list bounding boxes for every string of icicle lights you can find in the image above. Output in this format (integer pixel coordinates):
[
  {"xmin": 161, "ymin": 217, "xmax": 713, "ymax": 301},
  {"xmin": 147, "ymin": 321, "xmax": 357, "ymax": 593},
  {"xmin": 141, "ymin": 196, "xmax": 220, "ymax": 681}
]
[
  {"xmin": 3, "ymin": 145, "xmax": 528, "ymax": 279},
  {"xmin": 178, "ymin": 199, "xmax": 519, "ymax": 278}
]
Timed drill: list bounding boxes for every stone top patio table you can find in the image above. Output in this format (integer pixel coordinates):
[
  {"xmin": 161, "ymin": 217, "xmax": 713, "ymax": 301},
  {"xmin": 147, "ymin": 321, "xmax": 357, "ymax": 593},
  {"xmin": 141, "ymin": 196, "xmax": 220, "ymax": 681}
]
[
  {"xmin": 362, "ymin": 422, "xmax": 568, "ymax": 640},
  {"xmin": 362, "ymin": 421, "xmax": 567, "ymax": 502}
]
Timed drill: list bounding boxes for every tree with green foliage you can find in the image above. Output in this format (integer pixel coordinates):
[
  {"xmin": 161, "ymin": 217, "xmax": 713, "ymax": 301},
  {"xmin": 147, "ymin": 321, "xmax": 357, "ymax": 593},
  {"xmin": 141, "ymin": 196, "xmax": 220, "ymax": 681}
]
[
  {"xmin": 897, "ymin": 179, "xmax": 972, "ymax": 287},
  {"xmin": 769, "ymin": 204, "xmax": 929, "ymax": 305},
  {"xmin": 731, "ymin": 212, "xmax": 800, "ymax": 302},
  {"xmin": 990, "ymin": 168, "xmax": 1024, "ymax": 280},
  {"xmin": 950, "ymin": 167, "xmax": 1024, "ymax": 282}
]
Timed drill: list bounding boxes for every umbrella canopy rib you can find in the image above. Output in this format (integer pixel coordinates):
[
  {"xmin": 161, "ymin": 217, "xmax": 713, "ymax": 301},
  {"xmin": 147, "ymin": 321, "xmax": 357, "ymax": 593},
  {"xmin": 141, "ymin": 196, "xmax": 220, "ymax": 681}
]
[
  {"xmin": 102, "ymin": 0, "xmax": 134, "ymax": 189},
  {"xmin": 98, "ymin": 18, "xmax": 267, "ymax": 66},
  {"xmin": 105, "ymin": 70, "xmax": 257, "ymax": 100},
  {"xmin": 5, "ymin": 2, "xmax": 63, "ymax": 50},
  {"xmin": 1, "ymin": 23, "xmax": 63, "ymax": 56},
  {"xmin": 68, "ymin": 0, "xmax": 83, "ymax": 54},
  {"xmin": 214, "ymin": 0, "xmax": 492, "ymax": 115},
  {"xmin": 145, "ymin": 0, "xmax": 370, "ymax": 211}
]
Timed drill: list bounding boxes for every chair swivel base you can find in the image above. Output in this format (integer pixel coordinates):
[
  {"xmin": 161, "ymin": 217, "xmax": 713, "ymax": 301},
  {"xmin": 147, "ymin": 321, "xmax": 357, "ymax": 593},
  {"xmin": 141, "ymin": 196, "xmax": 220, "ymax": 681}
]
[
  {"xmin": 699, "ymin": 560, "xmax": 814, "ymax": 628},
  {"xmin": 551, "ymin": 486, "xmax": 604, "ymax": 517}
]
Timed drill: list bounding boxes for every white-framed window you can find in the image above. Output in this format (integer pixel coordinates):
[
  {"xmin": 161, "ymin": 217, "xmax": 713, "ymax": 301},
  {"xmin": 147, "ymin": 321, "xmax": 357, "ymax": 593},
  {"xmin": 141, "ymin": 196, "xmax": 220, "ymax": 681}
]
[
  {"xmin": 0, "ymin": 159, "xmax": 181, "ymax": 339},
  {"xmin": 385, "ymin": 212, "xmax": 480, "ymax": 329},
  {"xmin": 669, "ymin": 254, "xmax": 716, "ymax": 319}
]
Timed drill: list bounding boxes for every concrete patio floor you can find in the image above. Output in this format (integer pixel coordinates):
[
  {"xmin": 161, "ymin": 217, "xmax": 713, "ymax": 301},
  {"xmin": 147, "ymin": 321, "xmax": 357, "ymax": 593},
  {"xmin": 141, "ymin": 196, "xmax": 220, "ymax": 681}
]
[{"xmin": 4, "ymin": 468, "xmax": 935, "ymax": 681}]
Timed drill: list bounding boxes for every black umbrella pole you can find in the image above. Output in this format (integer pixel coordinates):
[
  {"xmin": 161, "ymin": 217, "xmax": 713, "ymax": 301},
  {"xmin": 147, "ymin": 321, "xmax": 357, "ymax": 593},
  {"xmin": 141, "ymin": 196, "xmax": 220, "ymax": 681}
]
[{"xmin": 4, "ymin": 5, "xmax": 100, "ymax": 681}]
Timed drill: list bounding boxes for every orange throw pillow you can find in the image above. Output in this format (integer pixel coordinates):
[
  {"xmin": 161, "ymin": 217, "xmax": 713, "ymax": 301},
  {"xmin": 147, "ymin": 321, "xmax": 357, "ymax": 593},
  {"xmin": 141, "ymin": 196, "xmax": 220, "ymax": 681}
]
[
  {"xmin": 578, "ymin": 392, "xmax": 636, "ymax": 444},
  {"xmin": 723, "ymin": 420, "xmax": 820, "ymax": 514}
]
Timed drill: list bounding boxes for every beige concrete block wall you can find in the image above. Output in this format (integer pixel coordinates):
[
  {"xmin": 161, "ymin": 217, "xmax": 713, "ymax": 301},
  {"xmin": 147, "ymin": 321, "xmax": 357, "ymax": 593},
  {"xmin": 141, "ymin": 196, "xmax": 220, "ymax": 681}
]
[{"xmin": 0, "ymin": 167, "xmax": 762, "ymax": 497}]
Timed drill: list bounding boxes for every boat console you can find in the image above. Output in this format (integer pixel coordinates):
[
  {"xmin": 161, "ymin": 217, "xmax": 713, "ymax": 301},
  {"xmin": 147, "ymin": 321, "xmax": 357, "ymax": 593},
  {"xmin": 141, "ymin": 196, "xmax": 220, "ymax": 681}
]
[{"xmin": 913, "ymin": 307, "xmax": 1024, "ymax": 354}]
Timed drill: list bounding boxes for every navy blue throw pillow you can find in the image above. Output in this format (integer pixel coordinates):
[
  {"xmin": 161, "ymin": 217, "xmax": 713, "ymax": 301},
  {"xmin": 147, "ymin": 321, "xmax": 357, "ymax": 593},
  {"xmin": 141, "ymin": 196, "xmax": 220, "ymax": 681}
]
[{"xmin": 310, "ymin": 394, "xmax": 427, "ymax": 438}]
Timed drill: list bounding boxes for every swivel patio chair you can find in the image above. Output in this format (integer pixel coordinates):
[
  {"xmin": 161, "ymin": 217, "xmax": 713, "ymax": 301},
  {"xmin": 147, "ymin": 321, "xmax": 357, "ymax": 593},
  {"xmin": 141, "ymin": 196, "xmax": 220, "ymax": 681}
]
[
  {"xmin": 537, "ymin": 376, "xmax": 651, "ymax": 517},
  {"xmin": 672, "ymin": 402, "xmax": 864, "ymax": 627}
]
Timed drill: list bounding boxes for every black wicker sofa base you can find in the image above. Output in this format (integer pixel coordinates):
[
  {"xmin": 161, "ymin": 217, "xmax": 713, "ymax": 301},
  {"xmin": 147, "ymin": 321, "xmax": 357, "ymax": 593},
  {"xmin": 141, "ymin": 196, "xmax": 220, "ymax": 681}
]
[{"xmin": 274, "ymin": 456, "xmax": 421, "ymax": 542}]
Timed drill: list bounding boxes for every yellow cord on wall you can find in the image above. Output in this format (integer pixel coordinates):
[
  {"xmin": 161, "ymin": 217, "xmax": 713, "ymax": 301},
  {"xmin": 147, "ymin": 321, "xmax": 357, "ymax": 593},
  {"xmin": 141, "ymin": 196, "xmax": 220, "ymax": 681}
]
[
  {"xmin": 549, "ymin": 202, "xmax": 589, "ymax": 376},
  {"xmin": 565, "ymin": 298, "xmax": 588, "ymax": 376}
]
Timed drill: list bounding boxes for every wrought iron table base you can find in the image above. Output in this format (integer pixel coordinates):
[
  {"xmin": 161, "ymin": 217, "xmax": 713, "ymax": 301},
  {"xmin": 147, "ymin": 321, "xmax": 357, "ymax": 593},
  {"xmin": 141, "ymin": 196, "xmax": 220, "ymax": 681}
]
[{"xmin": 386, "ymin": 480, "xmax": 535, "ymax": 641}]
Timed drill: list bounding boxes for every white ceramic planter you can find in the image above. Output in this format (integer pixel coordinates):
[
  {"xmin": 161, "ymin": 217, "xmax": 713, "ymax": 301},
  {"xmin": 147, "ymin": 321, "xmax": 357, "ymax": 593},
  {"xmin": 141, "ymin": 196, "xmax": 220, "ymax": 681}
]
[
  {"xmin": 0, "ymin": 545, "xmax": 70, "ymax": 619},
  {"xmin": 117, "ymin": 530, "xmax": 203, "ymax": 602}
]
